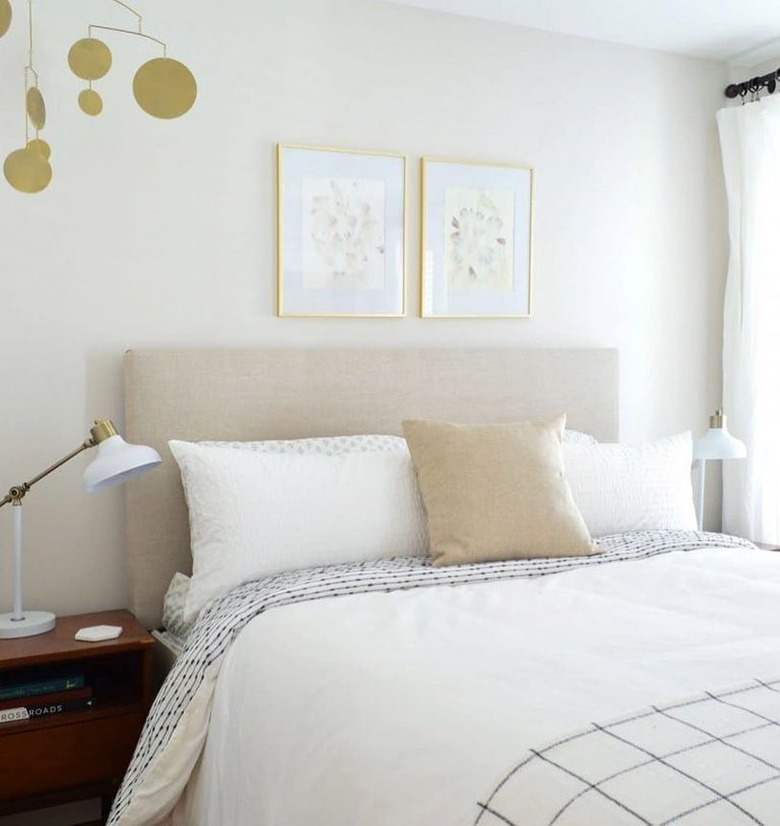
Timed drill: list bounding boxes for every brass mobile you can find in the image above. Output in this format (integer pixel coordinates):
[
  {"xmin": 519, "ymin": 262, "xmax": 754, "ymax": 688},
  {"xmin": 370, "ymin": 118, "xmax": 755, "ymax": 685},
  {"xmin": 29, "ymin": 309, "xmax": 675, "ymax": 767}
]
[{"xmin": 1, "ymin": 0, "xmax": 197, "ymax": 194}]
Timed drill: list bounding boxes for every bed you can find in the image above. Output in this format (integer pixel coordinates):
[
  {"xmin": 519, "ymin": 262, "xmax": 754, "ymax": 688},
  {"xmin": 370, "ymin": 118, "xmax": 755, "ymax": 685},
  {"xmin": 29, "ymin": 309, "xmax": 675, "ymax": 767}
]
[{"xmin": 108, "ymin": 348, "xmax": 780, "ymax": 826}]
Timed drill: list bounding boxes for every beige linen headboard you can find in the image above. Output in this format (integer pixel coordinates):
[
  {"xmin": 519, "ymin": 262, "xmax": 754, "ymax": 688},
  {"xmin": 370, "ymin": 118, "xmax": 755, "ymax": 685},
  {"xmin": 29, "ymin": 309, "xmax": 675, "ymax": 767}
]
[{"xmin": 125, "ymin": 348, "xmax": 619, "ymax": 628}]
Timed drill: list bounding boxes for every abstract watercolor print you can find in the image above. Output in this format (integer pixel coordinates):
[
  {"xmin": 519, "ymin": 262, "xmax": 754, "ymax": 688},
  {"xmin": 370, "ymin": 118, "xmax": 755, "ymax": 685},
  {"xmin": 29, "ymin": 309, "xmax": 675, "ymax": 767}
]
[
  {"xmin": 301, "ymin": 176, "xmax": 387, "ymax": 290},
  {"xmin": 443, "ymin": 186, "xmax": 515, "ymax": 293}
]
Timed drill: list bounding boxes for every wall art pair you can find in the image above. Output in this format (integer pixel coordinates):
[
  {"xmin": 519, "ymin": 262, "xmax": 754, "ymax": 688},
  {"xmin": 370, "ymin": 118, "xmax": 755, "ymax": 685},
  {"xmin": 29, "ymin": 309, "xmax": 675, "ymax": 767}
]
[{"xmin": 277, "ymin": 143, "xmax": 533, "ymax": 318}]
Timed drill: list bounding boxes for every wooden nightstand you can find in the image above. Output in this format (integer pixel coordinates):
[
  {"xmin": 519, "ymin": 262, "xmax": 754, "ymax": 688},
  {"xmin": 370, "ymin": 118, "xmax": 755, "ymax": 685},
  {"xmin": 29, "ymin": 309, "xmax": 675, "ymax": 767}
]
[{"xmin": 0, "ymin": 610, "xmax": 153, "ymax": 824}]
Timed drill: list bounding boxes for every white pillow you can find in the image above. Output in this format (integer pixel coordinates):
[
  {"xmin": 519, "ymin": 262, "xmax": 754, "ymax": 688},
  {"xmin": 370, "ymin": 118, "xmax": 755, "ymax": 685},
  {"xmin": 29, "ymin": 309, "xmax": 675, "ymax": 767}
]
[
  {"xmin": 562, "ymin": 432, "xmax": 697, "ymax": 536},
  {"xmin": 202, "ymin": 434, "xmax": 408, "ymax": 454},
  {"xmin": 169, "ymin": 440, "xmax": 428, "ymax": 622},
  {"xmin": 562, "ymin": 429, "xmax": 598, "ymax": 445},
  {"xmin": 161, "ymin": 572, "xmax": 193, "ymax": 640}
]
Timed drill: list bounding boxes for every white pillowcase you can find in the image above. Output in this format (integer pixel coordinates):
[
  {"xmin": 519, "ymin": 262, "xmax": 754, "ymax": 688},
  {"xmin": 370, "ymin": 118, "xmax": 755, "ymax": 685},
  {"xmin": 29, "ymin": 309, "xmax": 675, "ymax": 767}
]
[
  {"xmin": 562, "ymin": 432, "xmax": 697, "ymax": 537},
  {"xmin": 201, "ymin": 434, "xmax": 408, "ymax": 455},
  {"xmin": 161, "ymin": 572, "xmax": 193, "ymax": 640},
  {"xmin": 562, "ymin": 429, "xmax": 598, "ymax": 446},
  {"xmin": 169, "ymin": 439, "xmax": 428, "ymax": 623}
]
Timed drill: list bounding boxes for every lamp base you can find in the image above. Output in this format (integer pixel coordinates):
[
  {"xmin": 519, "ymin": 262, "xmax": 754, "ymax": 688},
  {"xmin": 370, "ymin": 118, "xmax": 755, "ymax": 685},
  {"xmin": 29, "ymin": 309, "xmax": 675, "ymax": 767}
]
[{"xmin": 0, "ymin": 610, "xmax": 56, "ymax": 639}]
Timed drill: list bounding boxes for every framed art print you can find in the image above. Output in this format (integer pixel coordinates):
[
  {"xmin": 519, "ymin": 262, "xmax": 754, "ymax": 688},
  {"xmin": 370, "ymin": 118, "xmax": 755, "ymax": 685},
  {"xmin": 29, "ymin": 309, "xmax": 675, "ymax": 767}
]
[
  {"xmin": 277, "ymin": 143, "xmax": 407, "ymax": 317},
  {"xmin": 420, "ymin": 157, "xmax": 533, "ymax": 318}
]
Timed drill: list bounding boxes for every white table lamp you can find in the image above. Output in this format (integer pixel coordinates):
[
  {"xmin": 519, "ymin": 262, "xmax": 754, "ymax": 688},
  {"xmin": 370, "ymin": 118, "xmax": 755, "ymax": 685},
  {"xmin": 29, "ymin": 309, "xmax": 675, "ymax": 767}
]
[
  {"xmin": 0, "ymin": 419, "xmax": 161, "ymax": 639},
  {"xmin": 692, "ymin": 410, "xmax": 746, "ymax": 530}
]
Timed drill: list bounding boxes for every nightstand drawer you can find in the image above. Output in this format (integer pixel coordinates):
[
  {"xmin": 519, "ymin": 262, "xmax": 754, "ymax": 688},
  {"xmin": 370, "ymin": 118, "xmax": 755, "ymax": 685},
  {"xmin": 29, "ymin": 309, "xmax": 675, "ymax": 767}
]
[{"xmin": 0, "ymin": 709, "xmax": 144, "ymax": 801}]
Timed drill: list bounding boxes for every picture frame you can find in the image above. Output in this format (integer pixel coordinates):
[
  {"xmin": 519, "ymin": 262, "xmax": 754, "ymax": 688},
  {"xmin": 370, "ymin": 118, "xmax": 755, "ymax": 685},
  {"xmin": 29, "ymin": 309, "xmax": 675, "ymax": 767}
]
[
  {"xmin": 277, "ymin": 143, "xmax": 407, "ymax": 317},
  {"xmin": 420, "ymin": 157, "xmax": 533, "ymax": 318}
]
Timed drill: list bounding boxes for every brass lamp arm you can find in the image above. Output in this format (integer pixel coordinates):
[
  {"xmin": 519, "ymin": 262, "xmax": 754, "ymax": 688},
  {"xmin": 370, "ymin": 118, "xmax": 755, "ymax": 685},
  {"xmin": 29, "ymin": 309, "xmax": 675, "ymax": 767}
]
[
  {"xmin": 0, "ymin": 419, "xmax": 119, "ymax": 508},
  {"xmin": 1, "ymin": 440, "xmax": 95, "ymax": 508}
]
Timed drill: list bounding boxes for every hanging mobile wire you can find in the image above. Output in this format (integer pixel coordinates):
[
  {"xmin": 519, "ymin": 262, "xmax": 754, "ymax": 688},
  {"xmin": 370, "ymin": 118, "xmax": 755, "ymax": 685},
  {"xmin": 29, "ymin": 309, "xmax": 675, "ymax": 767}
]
[{"xmin": 68, "ymin": 0, "xmax": 197, "ymax": 120}]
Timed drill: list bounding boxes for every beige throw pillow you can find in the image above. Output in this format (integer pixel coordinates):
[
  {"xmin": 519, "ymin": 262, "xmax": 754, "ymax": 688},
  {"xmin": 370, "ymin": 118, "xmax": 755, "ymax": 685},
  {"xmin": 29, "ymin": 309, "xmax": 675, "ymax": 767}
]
[{"xmin": 403, "ymin": 414, "xmax": 597, "ymax": 566}]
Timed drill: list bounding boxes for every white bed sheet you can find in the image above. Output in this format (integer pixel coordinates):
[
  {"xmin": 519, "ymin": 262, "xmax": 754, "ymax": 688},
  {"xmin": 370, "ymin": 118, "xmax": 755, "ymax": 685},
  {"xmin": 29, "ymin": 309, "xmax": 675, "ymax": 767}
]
[{"xmin": 174, "ymin": 545, "xmax": 780, "ymax": 826}]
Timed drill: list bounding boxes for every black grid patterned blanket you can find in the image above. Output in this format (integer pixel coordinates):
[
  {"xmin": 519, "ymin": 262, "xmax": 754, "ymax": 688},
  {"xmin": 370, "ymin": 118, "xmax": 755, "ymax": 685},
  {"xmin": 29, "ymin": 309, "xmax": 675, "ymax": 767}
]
[
  {"xmin": 108, "ymin": 530, "xmax": 755, "ymax": 825},
  {"xmin": 476, "ymin": 678, "xmax": 780, "ymax": 826}
]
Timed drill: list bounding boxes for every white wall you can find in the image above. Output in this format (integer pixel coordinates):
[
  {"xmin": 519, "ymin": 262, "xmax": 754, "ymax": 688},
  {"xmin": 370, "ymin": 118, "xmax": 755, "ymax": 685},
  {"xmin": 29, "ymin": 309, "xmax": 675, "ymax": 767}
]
[{"xmin": 0, "ymin": 0, "xmax": 729, "ymax": 620}]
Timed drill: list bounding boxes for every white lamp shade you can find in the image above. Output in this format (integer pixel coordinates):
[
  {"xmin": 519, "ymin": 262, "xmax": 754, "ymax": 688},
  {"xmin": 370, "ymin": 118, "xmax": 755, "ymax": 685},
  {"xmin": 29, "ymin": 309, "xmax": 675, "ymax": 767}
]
[
  {"xmin": 692, "ymin": 425, "xmax": 747, "ymax": 460},
  {"xmin": 83, "ymin": 435, "xmax": 161, "ymax": 493}
]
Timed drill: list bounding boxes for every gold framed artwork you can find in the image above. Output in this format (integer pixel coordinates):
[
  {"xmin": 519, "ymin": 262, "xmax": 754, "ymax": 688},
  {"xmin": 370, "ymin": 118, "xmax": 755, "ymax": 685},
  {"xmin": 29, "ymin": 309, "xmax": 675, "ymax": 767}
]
[
  {"xmin": 277, "ymin": 143, "xmax": 407, "ymax": 317},
  {"xmin": 420, "ymin": 157, "xmax": 533, "ymax": 318}
]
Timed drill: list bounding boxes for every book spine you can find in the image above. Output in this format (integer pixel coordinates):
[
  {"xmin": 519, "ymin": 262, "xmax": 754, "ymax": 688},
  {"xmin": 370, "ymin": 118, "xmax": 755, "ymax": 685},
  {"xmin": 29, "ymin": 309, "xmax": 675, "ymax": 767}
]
[
  {"xmin": 0, "ymin": 697, "xmax": 95, "ymax": 724},
  {"xmin": 0, "ymin": 686, "xmax": 93, "ymax": 712},
  {"xmin": 0, "ymin": 674, "xmax": 84, "ymax": 701},
  {"xmin": 0, "ymin": 707, "xmax": 28, "ymax": 724}
]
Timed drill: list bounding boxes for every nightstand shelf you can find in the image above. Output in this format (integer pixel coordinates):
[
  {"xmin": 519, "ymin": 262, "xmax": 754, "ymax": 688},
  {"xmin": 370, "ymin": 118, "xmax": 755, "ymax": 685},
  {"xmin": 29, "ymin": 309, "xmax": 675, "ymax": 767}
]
[{"xmin": 0, "ymin": 610, "xmax": 153, "ymax": 823}]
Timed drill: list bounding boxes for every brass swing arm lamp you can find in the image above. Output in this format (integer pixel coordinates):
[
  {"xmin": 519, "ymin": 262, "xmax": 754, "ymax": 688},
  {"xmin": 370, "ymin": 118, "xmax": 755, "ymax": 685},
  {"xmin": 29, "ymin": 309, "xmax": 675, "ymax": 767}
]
[
  {"xmin": 1, "ymin": 420, "xmax": 117, "ymax": 508},
  {"xmin": 0, "ymin": 419, "xmax": 161, "ymax": 639}
]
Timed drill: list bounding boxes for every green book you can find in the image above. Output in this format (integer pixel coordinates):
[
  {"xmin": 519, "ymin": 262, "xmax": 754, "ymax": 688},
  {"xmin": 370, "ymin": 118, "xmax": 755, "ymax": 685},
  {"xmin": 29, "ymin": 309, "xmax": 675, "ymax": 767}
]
[{"xmin": 0, "ymin": 673, "xmax": 85, "ymax": 701}]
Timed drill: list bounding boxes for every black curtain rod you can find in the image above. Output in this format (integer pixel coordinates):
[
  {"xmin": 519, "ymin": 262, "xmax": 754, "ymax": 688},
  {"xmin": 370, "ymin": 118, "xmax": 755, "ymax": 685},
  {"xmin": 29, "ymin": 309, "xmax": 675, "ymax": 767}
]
[{"xmin": 725, "ymin": 68, "xmax": 780, "ymax": 98}]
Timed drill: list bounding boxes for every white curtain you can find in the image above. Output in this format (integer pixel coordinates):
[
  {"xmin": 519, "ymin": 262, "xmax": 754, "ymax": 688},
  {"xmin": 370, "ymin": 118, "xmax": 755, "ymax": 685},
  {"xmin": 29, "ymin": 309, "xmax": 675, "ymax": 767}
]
[{"xmin": 717, "ymin": 95, "xmax": 780, "ymax": 542}]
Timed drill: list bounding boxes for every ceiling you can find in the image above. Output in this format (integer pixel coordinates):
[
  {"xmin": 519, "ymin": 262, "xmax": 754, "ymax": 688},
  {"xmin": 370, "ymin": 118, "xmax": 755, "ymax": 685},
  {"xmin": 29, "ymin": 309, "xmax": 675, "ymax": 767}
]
[{"xmin": 385, "ymin": 0, "xmax": 780, "ymax": 66}]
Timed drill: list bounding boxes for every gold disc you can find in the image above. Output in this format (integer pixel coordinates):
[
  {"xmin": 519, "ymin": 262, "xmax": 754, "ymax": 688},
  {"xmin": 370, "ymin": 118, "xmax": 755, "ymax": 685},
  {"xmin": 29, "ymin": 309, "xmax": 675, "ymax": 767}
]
[
  {"xmin": 78, "ymin": 88, "xmax": 103, "ymax": 116},
  {"xmin": 26, "ymin": 87, "xmax": 46, "ymax": 130},
  {"xmin": 4, "ymin": 147, "xmax": 52, "ymax": 193},
  {"xmin": 0, "ymin": 0, "xmax": 12, "ymax": 39},
  {"xmin": 133, "ymin": 57, "xmax": 197, "ymax": 119},
  {"xmin": 68, "ymin": 38, "xmax": 112, "ymax": 81},
  {"xmin": 27, "ymin": 139, "xmax": 51, "ymax": 159}
]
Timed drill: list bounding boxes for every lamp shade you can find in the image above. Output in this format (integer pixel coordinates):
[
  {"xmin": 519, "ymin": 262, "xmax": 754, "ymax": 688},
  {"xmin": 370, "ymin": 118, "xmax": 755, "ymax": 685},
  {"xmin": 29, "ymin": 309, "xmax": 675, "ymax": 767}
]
[
  {"xmin": 83, "ymin": 434, "xmax": 161, "ymax": 493},
  {"xmin": 692, "ymin": 412, "xmax": 746, "ymax": 460}
]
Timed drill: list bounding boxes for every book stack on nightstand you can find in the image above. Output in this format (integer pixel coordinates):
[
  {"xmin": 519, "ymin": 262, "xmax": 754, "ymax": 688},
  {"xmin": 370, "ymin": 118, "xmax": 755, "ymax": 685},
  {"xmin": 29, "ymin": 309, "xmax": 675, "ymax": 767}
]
[
  {"xmin": 0, "ymin": 667, "xmax": 95, "ymax": 724},
  {"xmin": 0, "ymin": 610, "xmax": 153, "ymax": 823}
]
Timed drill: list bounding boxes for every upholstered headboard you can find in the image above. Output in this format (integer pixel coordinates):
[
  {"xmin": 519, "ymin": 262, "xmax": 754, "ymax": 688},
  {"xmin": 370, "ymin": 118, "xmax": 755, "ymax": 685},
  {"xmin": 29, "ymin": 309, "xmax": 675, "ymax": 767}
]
[{"xmin": 124, "ymin": 348, "xmax": 619, "ymax": 628}]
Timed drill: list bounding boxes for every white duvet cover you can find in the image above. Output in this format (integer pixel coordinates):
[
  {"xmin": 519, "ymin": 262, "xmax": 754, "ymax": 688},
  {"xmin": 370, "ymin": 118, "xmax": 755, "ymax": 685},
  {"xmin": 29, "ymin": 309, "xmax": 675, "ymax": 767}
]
[
  {"xmin": 166, "ymin": 539, "xmax": 780, "ymax": 826},
  {"xmin": 179, "ymin": 536, "xmax": 780, "ymax": 826}
]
